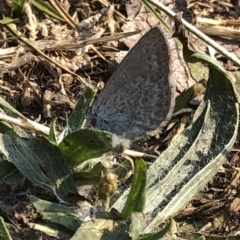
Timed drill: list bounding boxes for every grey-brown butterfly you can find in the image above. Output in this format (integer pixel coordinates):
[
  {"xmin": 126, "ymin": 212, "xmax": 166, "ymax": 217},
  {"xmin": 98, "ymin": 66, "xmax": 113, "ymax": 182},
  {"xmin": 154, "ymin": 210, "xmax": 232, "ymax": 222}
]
[{"xmin": 87, "ymin": 27, "xmax": 176, "ymax": 139}]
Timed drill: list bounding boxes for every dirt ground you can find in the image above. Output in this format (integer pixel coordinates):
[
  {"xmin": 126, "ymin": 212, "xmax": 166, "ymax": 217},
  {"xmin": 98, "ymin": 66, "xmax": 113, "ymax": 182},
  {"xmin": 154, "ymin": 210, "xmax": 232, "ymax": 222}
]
[{"xmin": 1, "ymin": 0, "xmax": 240, "ymax": 238}]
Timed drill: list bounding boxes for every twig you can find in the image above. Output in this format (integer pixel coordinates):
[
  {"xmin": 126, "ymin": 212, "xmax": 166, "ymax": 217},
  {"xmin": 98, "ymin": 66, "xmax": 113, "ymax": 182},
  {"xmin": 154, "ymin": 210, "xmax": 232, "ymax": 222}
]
[
  {"xmin": 0, "ymin": 113, "xmax": 50, "ymax": 136},
  {"xmin": 123, "ymin": 149, "xmax": 158, "ymax": 159}
]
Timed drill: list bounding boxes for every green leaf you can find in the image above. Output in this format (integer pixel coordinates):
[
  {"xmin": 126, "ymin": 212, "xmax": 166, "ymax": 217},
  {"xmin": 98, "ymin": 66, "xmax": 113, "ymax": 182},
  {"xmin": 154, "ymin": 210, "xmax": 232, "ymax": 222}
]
[
  {"xmin": 139, "ymin": 219, "xmax": 173, "ymax": 240},
  {"xmin": 113, "ymin": 158, "xmax": 134, "ymax": 182},
  {"xmin": 2, "ymin": 167, "xmax": 23, "ymax": 190},
  {"xmin": 144, "ymin": 54, "xmax": 239, "ymax": 232},
  {"xmin": 0, "ymin": 216, "xmax": 13, "ymax": 240},
  {"xmin": 0, "ymin": 17, "xmax": 18, "ymax": 25},
  {"xmin": 182, "ymin": 45, "xmax": 209, "ymax": 82},
  {"xmin": 0, "ymin": 96, "xmax": 23, "ymax": 118},
  {"xmin": 68, "ymin": 86, "xmax": 95, "ymax": 132},
  {"xmin": 0, "ymin": 135, "xmax": 77, "ymax": 195},
  {"xmin": 59, "ymin": 129, "xmax": 113, "ymax": 167},
  {"xmin": 0, "ymin": 96, "xmax": 28, "ymax": 135},
  {"xmin": 71, "ymin": 218, "xmax": 131, "ymax": 240},
  {"xmin": 121, "ymin": 159, "xmax": 147, "ymax": 219},
  {"xmin": 29, "ymin": 195, "xmax": 80, "ymax": 232},
  {"xmin": 174, "ymin": 79, "xmax": 206, "ymax": 112},
  {"xmin": 12, "ymin": 0, "xmax": 26, "ymax": 14},
  {"xmin": 32, "ymin": 0, "xmax": 65, "ymax": 21},
  {"xmin": 74, "ymin": 160, "xmax": 105, "ymax": 184},
  {"xmin": 48, "ymin": 118, "xmax": 58, "ymax": 145}
]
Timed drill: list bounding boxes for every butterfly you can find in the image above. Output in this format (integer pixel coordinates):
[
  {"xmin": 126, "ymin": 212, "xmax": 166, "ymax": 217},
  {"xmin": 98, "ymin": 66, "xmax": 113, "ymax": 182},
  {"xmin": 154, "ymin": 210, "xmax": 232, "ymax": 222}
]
[{"xmin": 87, "ymin": 27, "xmax": 176, "ymax": 140}]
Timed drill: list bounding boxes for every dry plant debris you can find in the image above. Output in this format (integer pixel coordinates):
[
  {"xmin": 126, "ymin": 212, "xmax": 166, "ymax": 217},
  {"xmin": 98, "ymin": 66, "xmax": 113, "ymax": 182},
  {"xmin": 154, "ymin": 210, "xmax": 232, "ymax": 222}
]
[{"xmin": 0, "ymin": 0, "xmax": 240, "ymax": 238}]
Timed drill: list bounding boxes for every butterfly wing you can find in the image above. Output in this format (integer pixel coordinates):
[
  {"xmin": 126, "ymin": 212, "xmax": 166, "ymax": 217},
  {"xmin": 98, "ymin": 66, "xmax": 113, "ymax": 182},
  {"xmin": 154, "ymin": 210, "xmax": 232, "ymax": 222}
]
[{"xmin": 88, "ymin": 27, "xmax": 176, "ymax": 139}]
